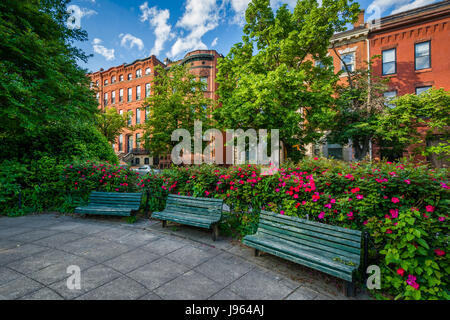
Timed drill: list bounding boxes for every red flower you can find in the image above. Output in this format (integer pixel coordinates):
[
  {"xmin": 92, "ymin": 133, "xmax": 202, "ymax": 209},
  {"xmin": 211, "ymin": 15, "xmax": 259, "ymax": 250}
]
[
  {"xmin": 397, "ymin": 268, "xmax": 405, "ymax": 277},
  {"xmin": 434, "ymin": 249, "xmax": 445, "ymax": 256}
]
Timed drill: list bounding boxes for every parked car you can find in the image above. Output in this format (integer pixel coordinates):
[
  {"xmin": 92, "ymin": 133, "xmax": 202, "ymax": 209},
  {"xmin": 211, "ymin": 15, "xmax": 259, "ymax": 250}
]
[{"xmin": 132, "ymin": 165, "xmax": 161, "ymax": 175}]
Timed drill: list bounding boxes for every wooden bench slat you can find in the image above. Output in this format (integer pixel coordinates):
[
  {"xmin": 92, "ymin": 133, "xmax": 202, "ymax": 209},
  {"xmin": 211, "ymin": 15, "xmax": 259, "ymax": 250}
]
[
  {"xmin": 257, "ymin": 227, "xmax": 361, "ymax": 260},
  {"xmin": 260, "ymin": 211, "xmax": 362, "ymax": 243},
  {"xmin": 258, "ymin": 219, "xmax": 361, "ymax": 249},
  {"xmin": 261, "ymin": 211, "xmax": 362, "ymax": 236},
  {"xmin": 255, "ymin": 230, "xmax": 360, "ymax": 264},
  {"xmin": 75, "ymin": 192, "xmax": 143, "ymax": 217},
  {"xmin": 167, "ymin": 194, "xmax": 223, "ymax": 203},
  {"xmin": 243, "ymin": 209, "xmax": 363, "ymax": 286},
  {"xmin": 242, "ymin": 237, "xmax": 355, "ymax": 282}
]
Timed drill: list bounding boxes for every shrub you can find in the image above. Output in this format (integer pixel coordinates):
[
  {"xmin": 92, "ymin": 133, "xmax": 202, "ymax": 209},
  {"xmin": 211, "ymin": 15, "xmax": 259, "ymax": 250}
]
[{"xmin": 140, "ymin": 158, "xmax": 448, "ymax": 300}]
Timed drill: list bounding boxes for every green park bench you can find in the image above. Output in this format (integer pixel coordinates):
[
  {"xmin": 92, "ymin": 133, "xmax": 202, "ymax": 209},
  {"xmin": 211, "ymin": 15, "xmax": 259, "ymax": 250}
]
[
  {"xmin": 75, "ymin": 191, "xmax": 143, "ymax": 217},
  {"xmin": 243, "ymin": 210, "xmax": 367, "ymax": 296},
  {"xmin": 152, "ymin": 194, "xmax": 223, "ymax": 241}
]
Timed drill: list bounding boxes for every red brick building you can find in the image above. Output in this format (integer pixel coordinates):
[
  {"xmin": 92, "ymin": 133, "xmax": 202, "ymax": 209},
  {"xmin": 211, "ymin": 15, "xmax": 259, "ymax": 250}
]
[
  {"xmin": 88, "ymin": 50, "xmax": 222, "ymax": 168},
  {"xmin": 310, "ymin": 1, "xmax": 450, "ymax": 165},
  {"xmin": 369, "ymin": 1, "xmax": 450, "ymax": 165}
]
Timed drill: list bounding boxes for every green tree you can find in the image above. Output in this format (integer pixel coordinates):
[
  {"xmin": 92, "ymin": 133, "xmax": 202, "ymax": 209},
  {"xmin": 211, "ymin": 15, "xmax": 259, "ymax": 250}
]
[
  {"xmin": 376, "ymin": 88, "xmax": 450, "ymax": 162},
  {"xmin": 95, "ymin": 107, "xmax": 130, "ymax": 144},
  {"xmin": 0, "ymin": 0, "xmax": 100, "ymax": 161},
  {"xmin": 327, "ymin": 59, "xmax": 390, "ymax": 160},
  {"xmin": 142, "ymin": 64, "xmax": 214, "ymax": 156},
  {"xmin": 214, "ymin": 0, "xmax": 360, "ymax": 161}
]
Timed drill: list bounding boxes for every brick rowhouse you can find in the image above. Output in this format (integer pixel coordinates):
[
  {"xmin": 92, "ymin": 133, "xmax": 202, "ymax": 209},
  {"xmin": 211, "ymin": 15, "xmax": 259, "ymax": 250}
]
[{"xmin": 88, "ymin": 50, "xmax": 222, "ymax": 169}]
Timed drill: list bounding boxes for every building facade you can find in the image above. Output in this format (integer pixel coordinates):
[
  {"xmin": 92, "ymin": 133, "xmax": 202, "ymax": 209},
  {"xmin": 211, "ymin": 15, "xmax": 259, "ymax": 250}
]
[
  {"xmin": 308, "ymin": 1, "xmax": 450, "ymax": 164},
  {"xmin": 88, "ymin": 50, "xmax": 222, "ymax": 168}
]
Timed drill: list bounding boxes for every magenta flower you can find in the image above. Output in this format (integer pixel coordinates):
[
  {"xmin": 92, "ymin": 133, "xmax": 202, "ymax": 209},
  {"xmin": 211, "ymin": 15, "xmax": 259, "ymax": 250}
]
[
  {"xmin": 318, "ymin": 212, "xmax": 325, "ymax": 219},
  {"xmin": 356, "ymin": 194, "xmax": 364, "ymax": 200},
  {"xmin": 425, "ymin": 205, "xmax": 435, "ymax": 213},
  {"xmin": 391, "ymin": 197, "xmax": 400, "ymax": 203}
]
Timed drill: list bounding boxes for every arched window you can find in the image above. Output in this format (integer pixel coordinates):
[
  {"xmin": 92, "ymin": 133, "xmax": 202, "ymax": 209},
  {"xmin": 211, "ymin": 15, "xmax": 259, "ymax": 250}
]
[{"xmin": 136, "ymin": 69, "xmax": 142, "ymax": 78}]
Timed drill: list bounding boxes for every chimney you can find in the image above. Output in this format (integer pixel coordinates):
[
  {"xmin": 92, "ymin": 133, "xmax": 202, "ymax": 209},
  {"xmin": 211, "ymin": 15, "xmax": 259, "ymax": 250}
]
[
  {"xmin": 164, "ymin": 58, "xmax": 172, "ymax": 65},
  {"xmin": 353, "ymin": 10, "xmax": 365, "ymax": 28}
]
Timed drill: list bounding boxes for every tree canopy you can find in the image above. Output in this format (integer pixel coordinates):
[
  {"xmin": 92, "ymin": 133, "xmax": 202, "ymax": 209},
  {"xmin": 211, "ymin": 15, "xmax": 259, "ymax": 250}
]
[
  {"xmin": 142, "ymin": 64, "xmax": 214, "ymax": 156},
  {"xmin": 214, "ymin": 0, "xmax": 360, "ymax": 161}
]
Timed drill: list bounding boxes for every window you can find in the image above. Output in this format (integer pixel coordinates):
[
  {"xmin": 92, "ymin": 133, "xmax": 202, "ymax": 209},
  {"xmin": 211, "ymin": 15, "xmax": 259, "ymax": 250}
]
[
  {"xmin": 119, "ymin": 109, "xmax": 123, "ymax": 116},
  {"xmin": 145, "ymin": 83, "xmax": 151, "ymax": 97},
  {"xmin": 104, "ymin": 92, "xmax": 108, "ymax": 106},
  {"xmin": 200, "ymin": 77, "xmax": 208, "ymax": 91},
  {"xmin": 119, "ymin": 89, "xmax": 124, "ymax": 102},
  {"xmin": 382, "ymin": 48, "xmax": 396, "ymax": 75},
  {"xmin": 119, "ymin": 75, "xmax": 124, "ymax": 82},
  {"xmin": 383, "ymin": 91, "xmax": 397, "ymax": 108},
  {"xmin": 415, "ymin": 41, "xmax": 430, "ymax": 70},
  {"xmin": 96, "ymin": 80, "xmax": 99, "ymax": 87},
  {"xmin": 144, "ymin": 158, "xmax": 149, "ymax": 164},
  {"xmin": 136, "ymin": 133, "xmax": 141, "ymax": 148},
  {"xmin": 136, "ymin": 69, "xmax": 142, "ymax": 78},
  {"xmin": 136, "ymin": 108, "xmax": 141, "ymax": 124},
  {"xmin": 104, "ymin": 79, "xmax": 108, "ymax": 86},
  {"xmin": 127, "ymin": 110, "xmax": 132, "ymax": 126},
  {"xmin": 111, "ymin": 91, "xmax": 116, "ymax": 104},
  {"xmin": 145, "ymin": 107, "xmax": 149, "ymax": 122},
  {"xmin": 111, "ymin": 76, "xmax": 116, "ymax": 84},
  {"xmin": 327, "ymin": 143, "xmax": 343, "ymax": 160},
  {"xmin": 96, "ymin": 92, "xmax": 99, "ymax": 102},
  {"xmin": 90, "ymin": 82, "xmax": 94, "ymax": 89},
  {"xmin": 340, "ymin": 53, "xmax": 355, "ymax": 72},
  {"xmin": 127, "ymin": 88, "xmax": 132, "ymax": 102},
  {"xmin": 118, "ymin": 134, "xmax": 123, "ymax": 151},
  {"xmin": 145, "ymin": 68, "xmax": 151, "ymax": 75},
  {"xmin": 415, "ymin": 86, "xmax": 432, "ymax": 95},
  {"xmin": 127, "ymin": 73, "xmax": 132, "ymax": 81},
  {"xmin": 135, "ymin": 158, "xmax": 140, "ymax": 165},
  {"xmin": 136, "ymin": 85, "xmax": 141, "ymax": 100},
  {"xmin": 127, "ymin": 135, "xmax": 133, "ymax": 153}
]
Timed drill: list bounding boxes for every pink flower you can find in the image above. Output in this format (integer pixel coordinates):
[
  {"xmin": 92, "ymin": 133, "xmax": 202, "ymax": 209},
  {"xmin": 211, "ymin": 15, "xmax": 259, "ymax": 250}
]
[
  {"xmin": 390, "ymin": 208, "xmax": 399, "ymax": 218},
  {"xmin": 404, "ymin": 179, "xmax": 411, "ymax": 184},
  {"xmin": 425, "ymin": 205, "xmax": 435, "ymax": 213},
  {"xmin": 434, "ymin": 249, "xmax": 445, "ymax": 256},
  {"xmin": 438, "ymin": 216, "xmax": 445, "ymax": 222},
  {"xmin": 275, "ymin": 188, "xmax": 280, "ymax": 192},
  {"xmin": 280, "ymin": 210, "xmax": 285, "ymax": 215},
  {"xmin": 356, "ymin": 194, "xmax": 364, "ymax": 200},
  {"xmin": 386, "ymin": 229, "xmax": 392, "ymax": 234},
  {"xmin": 391, "ymin": 197, "xmax": 400, "ymax": 203},
  {"xmin": 205, "ymin": 191, "xmax": 210, "ymax": 196},
  {"xmin": 318, "ymin": 212, "xmax": 325, "ymax": 219}
]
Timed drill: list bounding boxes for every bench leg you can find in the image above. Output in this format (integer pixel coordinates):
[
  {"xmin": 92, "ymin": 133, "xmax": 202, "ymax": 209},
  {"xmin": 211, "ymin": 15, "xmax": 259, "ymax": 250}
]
[
  {"xmin": 345, "ymin": 281, "xmax": 356, "ymax": 297},
  {"xmin": 255, "ymin": 249, "xmax": 260, "ymax": 257},
  {"xmin": 162, "ymin": 220, "xmax": 167, "ymax": 228},
  {"xmin": 212, "ymin": 224, "xmax": 219, "ymax": 241}
]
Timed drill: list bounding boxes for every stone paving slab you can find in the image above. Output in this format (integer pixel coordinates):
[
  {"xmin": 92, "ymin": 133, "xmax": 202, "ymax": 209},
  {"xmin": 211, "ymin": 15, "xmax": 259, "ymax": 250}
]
[{"xmin": 0, "ymin": 213, "xmax": 371, "ymax": 300}]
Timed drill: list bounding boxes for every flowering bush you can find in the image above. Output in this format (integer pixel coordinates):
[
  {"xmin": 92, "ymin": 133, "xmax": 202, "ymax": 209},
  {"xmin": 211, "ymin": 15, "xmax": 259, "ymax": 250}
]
[
  {"xmin": 61, "ymin": 160, "xmax": 140, "ymax": 210},
  {"xmin": 140, "ymin": 158, "xmax": 448, "ymax": 300}
]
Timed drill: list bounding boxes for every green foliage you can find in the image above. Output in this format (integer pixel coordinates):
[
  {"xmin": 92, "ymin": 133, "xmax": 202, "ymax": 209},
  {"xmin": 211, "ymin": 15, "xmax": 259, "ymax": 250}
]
[
  {"xmin": 377, "ymin": 88, "xmax": 450, "ymax": 160},
  {"xmin": 139, "ymin": 158, "xmax": 449, "ymax": 300},
  {"xmin": 95, "ymin": 107, "xmax": 130, "ymax": 144},
  {"xmin": 328, "ymin": 59, "xmax": 390, "ymax": 160},
  {"xmin": 215, "ymin": 0, "xmax": 360, "ymax": 161},
  {"xmin": 142, "ymin": 64, "xmax": 214, "ymax": 156},
  {"xmin": 0, "ymin": 0, "xmax": 97, "ymax": 139}
]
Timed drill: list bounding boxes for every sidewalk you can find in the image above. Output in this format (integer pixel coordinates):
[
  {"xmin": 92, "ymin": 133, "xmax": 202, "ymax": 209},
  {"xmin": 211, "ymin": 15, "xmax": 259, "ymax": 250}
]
[{"xmin": 0, "ymin": 213, "xmax": 371, "ymax": 300}]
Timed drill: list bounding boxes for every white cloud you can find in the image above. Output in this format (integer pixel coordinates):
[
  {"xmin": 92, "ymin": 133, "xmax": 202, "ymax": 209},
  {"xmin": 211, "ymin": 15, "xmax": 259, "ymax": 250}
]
[
  {"xmin": 168, "ymin": 0, "xmax": 220, "ymax": 59},
  {"xmin": 92, "ymin": 38, "xmax": 115, "ymax": 61},
  {"xmin": 367, "ymin": 0, "xmax": 410, "ymax": 16},
  {"xmin": 227, "ymin": 0, "xmax": 251, "ymax": 25},
  {"xmin": 140, "ymin": 2, "xmax": 174, "ymax": 57},
  {"xmin": 391, "ymin": 0, "xmax": 436, "ymax": 14},
  {"xmin": 119, "ymin": 33, "xmax": 145, "ymax": 51},
  {"xmin": 211, "ymin": 37, "xmax": 218, "ymax": 47}
]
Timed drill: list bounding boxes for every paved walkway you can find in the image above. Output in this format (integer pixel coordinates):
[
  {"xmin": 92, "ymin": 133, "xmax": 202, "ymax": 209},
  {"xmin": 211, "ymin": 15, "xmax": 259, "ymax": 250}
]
[{"xmin": 0, "ymin": 213, "xmax": 370, "ymax": 300}]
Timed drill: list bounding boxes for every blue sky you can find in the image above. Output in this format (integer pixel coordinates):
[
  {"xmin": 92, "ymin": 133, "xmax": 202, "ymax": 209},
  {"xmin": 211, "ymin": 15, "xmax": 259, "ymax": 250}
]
[{"xmin": 70, "ymin": 0, "xmax": 438, "ymax": 72}]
